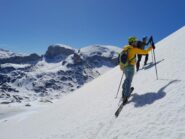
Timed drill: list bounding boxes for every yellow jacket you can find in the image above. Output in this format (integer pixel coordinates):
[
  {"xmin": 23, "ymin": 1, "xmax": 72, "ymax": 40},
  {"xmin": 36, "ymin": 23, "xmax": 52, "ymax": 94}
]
[{"xmin": 123, "ymin": 45, "xmax": 153, "ymax": 66}]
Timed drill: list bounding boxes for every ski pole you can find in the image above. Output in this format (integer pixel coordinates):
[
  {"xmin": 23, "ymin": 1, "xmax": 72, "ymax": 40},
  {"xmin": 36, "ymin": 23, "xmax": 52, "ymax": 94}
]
[
  {"xmin": 153, "ymin": 49, "xmax": 158, "ymax": 80},
  {"xmin": 146, "ymin": 36, "xmax": 154, "ymax": 64},
  {"xmin": 115, "ymin": 72, "xmax": 124, "ymax": 99},
  {"xmin": 151, "ymin": 49, "xmax": 154, "ymax": 64},
  {"xmin": 150, "ymin": 36, "xmax": 158, "ymax": 80}
]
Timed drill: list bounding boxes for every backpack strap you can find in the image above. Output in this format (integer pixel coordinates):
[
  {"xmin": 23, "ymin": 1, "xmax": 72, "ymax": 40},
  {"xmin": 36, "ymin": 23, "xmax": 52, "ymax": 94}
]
[{"xmin": 125, "ymin": 48, "xmax": 136, "ymax": 66}]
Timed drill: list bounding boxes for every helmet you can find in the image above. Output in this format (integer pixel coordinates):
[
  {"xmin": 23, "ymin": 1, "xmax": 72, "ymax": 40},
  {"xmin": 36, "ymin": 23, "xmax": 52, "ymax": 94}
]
[{"xmin": 128, "ymin": 36, "xmax": 137, "ymax": 44}]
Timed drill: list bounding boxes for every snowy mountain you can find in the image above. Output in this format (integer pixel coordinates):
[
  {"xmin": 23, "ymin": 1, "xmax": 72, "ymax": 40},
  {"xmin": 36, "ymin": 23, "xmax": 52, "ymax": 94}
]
[
  {"xmin": 45, "ymin": 44, "xmax": 76, "ymax": 60},
  {"xmin": 0, "ymin": 44, "xmax": 121, "ymax": 104},
  {"xmin": 0, "ymin": 48, "xmax": 23, "ymax": 59},
  {"xmin": 0, "ymin": 26, "xmax": 185, "ymax": 139}
]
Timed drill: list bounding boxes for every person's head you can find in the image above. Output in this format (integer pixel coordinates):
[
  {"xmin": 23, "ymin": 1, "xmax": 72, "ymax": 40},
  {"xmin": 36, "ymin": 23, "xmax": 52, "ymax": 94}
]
[
  {"xmin": 142, "ymin": 36, "xmax": 147, "ymax": 43},
  {"xmin": 128, "ymin": 36, "xmax": 137, "ymax": 46}
]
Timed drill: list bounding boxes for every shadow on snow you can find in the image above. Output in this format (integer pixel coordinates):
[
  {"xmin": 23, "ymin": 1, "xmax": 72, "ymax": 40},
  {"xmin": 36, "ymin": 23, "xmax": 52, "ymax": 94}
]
[
  {"xmin": 129, "ymin": 80, "xmax": 180, "ymax": 107},
  {"xmin": 142, "ymin": 59, "xmax": 165, "ymax": 70}
]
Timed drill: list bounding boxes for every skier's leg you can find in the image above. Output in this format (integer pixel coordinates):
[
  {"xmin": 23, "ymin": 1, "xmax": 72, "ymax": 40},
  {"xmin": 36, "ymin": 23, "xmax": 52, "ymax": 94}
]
[
  {"xmin": 122, "ymin": 66, "xmax": 135, "ymax": 98},
  {"xmin": 136, "ymin": 54, "xmax": 142, "ymax": 71},
  {"xmin": 144, "ymin": 54, "xmax": 149, "ymax": 65}
]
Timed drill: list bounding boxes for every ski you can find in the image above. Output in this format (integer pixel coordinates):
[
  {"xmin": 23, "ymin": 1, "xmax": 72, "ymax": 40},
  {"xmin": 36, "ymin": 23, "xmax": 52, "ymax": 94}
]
[{"xmin": 115, "ymin": 87, "xmax": 134, "ymax": 118}]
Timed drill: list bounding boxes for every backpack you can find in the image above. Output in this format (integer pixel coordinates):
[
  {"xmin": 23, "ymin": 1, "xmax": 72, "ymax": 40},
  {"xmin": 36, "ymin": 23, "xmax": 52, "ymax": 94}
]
[
  {"xmin": 118, "ymin": 46, "xmax": 135, "ymax": 70},
  {"xmin": 118, "ymin": 49, "xmax": 129, "ymax": 65}
]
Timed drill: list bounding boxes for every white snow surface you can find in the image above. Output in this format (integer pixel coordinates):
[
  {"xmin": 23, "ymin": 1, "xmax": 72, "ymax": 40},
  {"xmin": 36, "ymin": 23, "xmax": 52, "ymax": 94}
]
[
  {"xmin": 51, "ymin": 44, "xmax": 77, "ymax": 52},
  {"xmin": 1, "ymin": 63, "xmax": 31, "ymax": 69},
  {"xmin": 31, "ymin": 58, "xmax": 68, "ymax": 74},
  {"xmin": 1, "ymin": 26, "xmax": 185, "ymax": 139}
]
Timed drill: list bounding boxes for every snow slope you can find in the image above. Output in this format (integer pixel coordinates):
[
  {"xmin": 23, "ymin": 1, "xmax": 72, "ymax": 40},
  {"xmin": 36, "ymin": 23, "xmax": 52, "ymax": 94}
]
[{"xmin": 1, "ymin": 26, "xmax": 185, "ymax": 139}]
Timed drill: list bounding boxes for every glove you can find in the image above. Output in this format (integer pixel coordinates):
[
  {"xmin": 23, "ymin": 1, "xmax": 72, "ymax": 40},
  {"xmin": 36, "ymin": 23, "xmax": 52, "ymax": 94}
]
[{"xmin": 151, "ymin": 42, "xmax": 155, "ymax": 49}]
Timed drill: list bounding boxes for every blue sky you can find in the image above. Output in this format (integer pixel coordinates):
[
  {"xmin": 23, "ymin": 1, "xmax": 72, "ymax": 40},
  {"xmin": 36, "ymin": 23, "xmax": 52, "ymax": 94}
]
[{"xmin": 0, "ymin": 0, "xmax": 185, "ymax": 54}]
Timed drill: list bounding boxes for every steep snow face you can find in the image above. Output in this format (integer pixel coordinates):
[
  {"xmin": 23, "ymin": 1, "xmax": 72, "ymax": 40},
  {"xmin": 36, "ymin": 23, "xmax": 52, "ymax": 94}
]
[
  {"xmin": 0, "ymin": 45, "xmax": 121, "ymax": 104},
  {"xmin": 0, "ymin": 26, "xmax": 185, "ymax": 139}
]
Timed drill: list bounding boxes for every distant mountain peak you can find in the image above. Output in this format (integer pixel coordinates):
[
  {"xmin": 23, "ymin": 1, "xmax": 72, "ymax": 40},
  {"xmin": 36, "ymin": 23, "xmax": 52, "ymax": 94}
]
[
  {"xmin": 0, "ymin": 48, "xmax": 17, "ymax": 59},
  {"xmin": 45, "ymin": 44, "xmax": 76, "ymax": 59},
  {"xmin": 79, "ymin": 45, "xmax": 121, "ymax": 58}
]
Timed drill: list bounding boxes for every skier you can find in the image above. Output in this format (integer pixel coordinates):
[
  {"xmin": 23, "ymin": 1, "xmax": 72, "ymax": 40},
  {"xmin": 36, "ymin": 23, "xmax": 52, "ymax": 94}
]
[
  {"xmin": 136, "ymin": 36, "xmax": 149, "ymax": 71},
  {"xmin": 120, "ymin": 36, "xmax": 155, "ymax": 102}
]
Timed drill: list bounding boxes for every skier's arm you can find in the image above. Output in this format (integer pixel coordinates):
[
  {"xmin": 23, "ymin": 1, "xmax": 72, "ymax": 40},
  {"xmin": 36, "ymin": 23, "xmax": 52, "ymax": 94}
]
[{"xmin": 133, "ymin": 46, "xmax": 153, "ymax": 55}]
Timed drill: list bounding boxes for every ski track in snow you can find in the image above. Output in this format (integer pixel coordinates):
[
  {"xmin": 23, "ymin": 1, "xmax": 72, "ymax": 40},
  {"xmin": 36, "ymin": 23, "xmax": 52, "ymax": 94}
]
[{"xmin": 92, "ymin": 118, "xmax": 115, "ymax": 139}]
